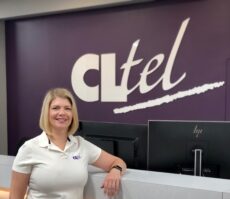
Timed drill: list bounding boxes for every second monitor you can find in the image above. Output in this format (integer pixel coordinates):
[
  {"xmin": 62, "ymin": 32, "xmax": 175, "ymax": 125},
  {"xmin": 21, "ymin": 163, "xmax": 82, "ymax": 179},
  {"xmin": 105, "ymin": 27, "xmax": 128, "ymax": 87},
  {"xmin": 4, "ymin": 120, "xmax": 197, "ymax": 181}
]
[{"xmin": 148, "ymin": 120, "xmax": 230, "ymax": 179}]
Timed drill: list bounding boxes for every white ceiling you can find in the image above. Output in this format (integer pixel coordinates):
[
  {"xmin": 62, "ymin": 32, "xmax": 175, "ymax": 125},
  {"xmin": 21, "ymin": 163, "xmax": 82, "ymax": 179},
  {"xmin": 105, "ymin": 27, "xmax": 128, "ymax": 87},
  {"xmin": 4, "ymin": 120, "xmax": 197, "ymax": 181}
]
[{"xmin": 0, "ymin": 0, "xmax": 154, "ymax": 20}]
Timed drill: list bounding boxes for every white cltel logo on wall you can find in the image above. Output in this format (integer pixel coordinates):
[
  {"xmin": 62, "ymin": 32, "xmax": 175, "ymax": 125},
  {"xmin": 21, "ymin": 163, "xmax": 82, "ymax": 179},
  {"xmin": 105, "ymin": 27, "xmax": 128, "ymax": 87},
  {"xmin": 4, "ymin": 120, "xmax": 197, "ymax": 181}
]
[{"xmin": 71, "ymin": 18, "xmax": 224, "ymax": 114}]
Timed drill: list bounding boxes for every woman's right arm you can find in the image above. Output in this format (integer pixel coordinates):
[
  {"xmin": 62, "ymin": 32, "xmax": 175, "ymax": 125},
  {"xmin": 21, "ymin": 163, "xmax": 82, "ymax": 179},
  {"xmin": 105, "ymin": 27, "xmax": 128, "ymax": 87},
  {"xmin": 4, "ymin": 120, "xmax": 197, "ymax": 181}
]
[{"xmin": 9, "ymin": 171, "xmax": 30, "ymax": 199}]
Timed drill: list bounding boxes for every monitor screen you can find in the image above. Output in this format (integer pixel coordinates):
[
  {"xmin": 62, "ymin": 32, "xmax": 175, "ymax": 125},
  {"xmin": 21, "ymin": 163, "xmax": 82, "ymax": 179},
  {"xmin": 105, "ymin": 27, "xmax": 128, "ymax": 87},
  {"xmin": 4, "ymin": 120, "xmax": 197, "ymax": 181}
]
[
  {"xmin": 148, "ymin": 120, "xmax": 230, "ymax": 179},
  {"xmin": 77, "ymin": 121, "xmax": 148, "ymax": 170}
]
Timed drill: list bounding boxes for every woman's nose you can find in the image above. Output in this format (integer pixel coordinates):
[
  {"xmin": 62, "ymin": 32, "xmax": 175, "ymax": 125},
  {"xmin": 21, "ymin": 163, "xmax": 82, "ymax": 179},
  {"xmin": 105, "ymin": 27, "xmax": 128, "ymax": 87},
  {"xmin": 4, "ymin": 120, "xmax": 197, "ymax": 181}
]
[{"xmin": 58, "ymin": 108, "xmax": 66, "ymax": 114}]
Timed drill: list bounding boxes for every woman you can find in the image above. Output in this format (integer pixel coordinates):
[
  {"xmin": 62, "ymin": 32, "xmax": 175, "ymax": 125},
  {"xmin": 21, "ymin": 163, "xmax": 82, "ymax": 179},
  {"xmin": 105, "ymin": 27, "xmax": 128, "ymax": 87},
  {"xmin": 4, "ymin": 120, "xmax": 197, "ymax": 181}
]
[{"xmin": 9, "ymin": 88, "xmax": 126, "ymax": 199}]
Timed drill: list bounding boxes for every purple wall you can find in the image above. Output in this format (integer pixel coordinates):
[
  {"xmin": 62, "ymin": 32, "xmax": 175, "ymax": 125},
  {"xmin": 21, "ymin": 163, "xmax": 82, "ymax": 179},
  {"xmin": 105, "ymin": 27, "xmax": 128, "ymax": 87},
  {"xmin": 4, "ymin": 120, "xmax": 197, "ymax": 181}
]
[{"xmin": 6, "ymin": 0, "xmax": 230, "ymax": 155}]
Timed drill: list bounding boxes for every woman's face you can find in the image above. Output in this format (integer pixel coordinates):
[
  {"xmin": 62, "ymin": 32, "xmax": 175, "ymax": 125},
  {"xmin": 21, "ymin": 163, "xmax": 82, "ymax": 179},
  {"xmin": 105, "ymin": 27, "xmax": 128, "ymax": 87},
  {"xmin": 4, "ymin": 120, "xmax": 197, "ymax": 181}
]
[{"xmin": 49, "ymin": 97, "xmax": 73, "ymax": 133}]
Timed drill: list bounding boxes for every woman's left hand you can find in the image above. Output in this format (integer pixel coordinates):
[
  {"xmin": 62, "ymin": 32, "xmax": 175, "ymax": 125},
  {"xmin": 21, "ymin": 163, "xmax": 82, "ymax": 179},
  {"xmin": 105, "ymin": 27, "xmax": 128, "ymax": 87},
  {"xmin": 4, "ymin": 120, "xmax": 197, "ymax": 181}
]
[
  {"xmin": 101, "ymin": 168, "xmax": 121, "ymax": 197},
  {"xmin": 93, "ymin": 150, "xmax": 126, "ymax": 197}
]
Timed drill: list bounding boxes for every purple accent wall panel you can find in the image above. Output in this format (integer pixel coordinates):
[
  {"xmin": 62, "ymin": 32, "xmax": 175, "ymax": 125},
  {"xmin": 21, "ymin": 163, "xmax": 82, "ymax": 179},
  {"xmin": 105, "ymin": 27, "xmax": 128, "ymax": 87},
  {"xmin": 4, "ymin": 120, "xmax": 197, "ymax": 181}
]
[{"xmin": 5, "ymin": 0, "xmax": 230, "ymax": 155}]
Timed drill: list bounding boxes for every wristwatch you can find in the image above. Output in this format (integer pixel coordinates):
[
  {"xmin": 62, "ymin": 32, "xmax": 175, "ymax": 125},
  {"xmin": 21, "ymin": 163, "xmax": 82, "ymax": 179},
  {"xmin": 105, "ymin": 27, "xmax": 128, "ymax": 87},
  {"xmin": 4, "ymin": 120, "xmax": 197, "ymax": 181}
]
[{"xmin": 111, "ymin": 165, "xmax": 122, "ymax": 173}]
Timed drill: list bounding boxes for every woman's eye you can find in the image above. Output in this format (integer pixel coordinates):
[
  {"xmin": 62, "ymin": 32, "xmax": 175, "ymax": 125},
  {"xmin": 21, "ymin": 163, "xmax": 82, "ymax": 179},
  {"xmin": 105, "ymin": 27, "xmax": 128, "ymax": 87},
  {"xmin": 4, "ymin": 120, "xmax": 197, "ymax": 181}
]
[{"xmin": 50, "ymin": 106, "xmax": 71, "ymax": 111}]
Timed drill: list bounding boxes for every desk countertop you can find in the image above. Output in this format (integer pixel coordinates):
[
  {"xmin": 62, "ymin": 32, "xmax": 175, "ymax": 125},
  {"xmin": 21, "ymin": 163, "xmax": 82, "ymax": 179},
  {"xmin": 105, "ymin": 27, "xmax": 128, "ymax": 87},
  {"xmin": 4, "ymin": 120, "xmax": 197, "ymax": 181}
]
[
  {"xmin": 88, "ymin": 166, "xmax": 230, "ymax": 193},
  {"xmin": 2, "ymin": 155, "xmax": 230, "ymax": 199}
]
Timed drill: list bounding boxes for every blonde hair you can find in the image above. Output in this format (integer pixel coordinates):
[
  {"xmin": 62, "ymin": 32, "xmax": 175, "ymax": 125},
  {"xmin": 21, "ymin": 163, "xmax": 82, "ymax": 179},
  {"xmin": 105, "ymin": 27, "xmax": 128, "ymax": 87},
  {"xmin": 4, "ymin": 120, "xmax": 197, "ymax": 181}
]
[{"xmin": 39, "ymin": 88, "xmax": 79, "ymax": 135}]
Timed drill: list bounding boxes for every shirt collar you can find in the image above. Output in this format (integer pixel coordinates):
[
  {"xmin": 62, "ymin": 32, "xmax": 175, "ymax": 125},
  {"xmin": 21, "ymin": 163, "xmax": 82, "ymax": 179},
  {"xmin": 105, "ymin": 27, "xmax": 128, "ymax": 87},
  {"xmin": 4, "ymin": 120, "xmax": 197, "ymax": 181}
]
[
  {"xmin": 68, "ymin": 134, "xmax": 78, "ymax": 145},
  {"xmin": 38, "ymin": 131, "xmax": 50, "ymax": 147},
  {"xmin": 38, "ymin": 131, "xmax": 78, "ymax": 148}
]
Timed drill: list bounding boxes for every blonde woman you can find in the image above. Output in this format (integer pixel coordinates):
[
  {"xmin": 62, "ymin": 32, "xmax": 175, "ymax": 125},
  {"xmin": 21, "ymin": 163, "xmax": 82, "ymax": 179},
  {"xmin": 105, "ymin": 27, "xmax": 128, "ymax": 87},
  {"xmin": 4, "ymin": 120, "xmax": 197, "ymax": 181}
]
[{"xmin": 9, "ymin": 88, "xmax": 126, "ymax": 199}]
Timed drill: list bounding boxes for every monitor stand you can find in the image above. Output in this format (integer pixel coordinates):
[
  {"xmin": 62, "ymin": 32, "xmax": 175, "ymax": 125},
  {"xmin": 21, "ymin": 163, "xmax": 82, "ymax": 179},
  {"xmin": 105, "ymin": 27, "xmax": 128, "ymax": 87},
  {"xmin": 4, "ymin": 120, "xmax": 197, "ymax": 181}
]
[
  {"xmin": 193, "ymin": 149, "xmax": 202, "ymax": 176},
  {"xmin": 178, "ymin": 148, "xmax": 219, "ymax": 178}
]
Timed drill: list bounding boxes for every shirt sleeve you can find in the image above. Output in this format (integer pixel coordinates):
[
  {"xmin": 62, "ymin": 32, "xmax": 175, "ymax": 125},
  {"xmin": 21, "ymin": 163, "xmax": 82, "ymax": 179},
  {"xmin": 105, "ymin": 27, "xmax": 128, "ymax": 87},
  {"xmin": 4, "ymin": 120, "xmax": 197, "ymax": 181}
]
[
  {"xmin": 12, "ymin": 142, "xmax": 33, "ymax": 174},
  {"xmin": 79, "ymin": 136, "xmax": 102, "ymax": 164}
]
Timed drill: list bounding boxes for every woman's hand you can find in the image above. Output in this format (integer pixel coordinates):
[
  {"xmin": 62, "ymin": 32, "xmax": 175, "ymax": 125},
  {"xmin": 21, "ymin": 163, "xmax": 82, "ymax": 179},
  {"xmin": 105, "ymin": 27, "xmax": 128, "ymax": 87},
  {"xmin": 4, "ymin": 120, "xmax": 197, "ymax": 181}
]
[
  {"xmin": 101, "ymin": 168, "xmax": 121, "ymax": 197},
  {"xmin": 93, "ymin": 150, "xmax": 127, "ymax": 197}
]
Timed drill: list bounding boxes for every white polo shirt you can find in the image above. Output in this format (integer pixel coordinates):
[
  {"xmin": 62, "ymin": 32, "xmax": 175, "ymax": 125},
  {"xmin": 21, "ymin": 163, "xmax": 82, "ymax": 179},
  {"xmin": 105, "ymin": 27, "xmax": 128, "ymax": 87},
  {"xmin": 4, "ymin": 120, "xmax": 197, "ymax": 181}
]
[{"xmin": 12, "ymin": 132, "xmax": 102, "ymax": 199}]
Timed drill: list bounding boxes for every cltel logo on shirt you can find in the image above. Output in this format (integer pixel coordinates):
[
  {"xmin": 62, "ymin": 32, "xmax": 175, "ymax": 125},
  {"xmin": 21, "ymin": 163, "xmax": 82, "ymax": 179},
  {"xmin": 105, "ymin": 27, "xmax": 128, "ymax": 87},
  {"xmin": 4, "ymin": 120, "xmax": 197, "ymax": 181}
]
[{"xmin": 72, "ymin": 155, "xmax": 81, "ymax": 160}]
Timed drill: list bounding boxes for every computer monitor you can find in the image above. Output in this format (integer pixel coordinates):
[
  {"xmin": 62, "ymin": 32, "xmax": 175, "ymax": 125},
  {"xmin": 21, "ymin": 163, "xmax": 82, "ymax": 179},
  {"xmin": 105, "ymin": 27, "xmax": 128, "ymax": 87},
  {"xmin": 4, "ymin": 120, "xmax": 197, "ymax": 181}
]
[
  {"xmin": 77, "ymin": 121, "xmax": 148, "ymax": 170},
  {"xmin": 148, "ymin": 120, "xmax": 230, "ymax": 179}
]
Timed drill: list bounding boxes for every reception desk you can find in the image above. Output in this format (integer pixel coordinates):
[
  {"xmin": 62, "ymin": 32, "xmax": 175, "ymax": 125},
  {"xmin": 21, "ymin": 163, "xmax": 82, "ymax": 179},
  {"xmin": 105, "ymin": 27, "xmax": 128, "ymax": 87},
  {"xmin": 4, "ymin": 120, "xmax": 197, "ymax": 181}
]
[
  {"xmin": 0, "ymin": 155, "xmax": 14, "ymax": 199},
  {"xmin": 1, "ymin": 155, "xmax": 230, "ymax": 199},
  {"xmin": 85, "ymin": 167, "xmax": 230, "ymax": 199}
]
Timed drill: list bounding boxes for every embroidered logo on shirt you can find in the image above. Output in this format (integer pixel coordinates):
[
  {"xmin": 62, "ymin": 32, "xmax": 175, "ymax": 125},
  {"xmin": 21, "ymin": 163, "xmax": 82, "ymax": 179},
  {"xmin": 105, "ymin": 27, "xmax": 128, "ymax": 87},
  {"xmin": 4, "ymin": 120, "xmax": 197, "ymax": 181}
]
[{"xmin": 72, "ymin": 155, "xmax": 81, "ymax": 160}]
